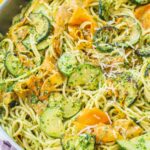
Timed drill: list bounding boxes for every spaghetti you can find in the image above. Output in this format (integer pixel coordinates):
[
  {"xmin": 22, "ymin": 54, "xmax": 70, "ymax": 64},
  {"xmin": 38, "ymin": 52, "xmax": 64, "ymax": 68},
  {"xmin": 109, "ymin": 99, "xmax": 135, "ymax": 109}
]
[{"xmin": 0, "ymin": 0, "xmax": 150, "ymax": 150}]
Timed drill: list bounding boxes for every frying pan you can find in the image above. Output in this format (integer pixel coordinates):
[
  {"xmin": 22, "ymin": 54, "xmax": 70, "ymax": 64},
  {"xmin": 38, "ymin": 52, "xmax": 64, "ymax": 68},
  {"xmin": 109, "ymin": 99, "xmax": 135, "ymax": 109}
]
[{"xmin": 0, "ymin": 0, "xmax": 28, "ymax": 34}]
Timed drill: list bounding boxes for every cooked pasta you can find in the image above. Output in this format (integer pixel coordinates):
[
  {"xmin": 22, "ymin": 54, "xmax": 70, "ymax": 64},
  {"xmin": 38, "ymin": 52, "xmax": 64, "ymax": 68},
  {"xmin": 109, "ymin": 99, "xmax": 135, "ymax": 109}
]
[{"xmin": 0, "ymin": 0, "xmax": 150, "ymax": 150}]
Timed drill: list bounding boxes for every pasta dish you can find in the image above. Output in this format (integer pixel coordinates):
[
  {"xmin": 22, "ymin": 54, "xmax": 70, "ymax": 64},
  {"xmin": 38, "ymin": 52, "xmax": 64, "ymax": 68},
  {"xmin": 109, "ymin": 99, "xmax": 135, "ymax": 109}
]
[{"xmin": 0, "ymin": 0, "xmax": 150, "ymax": 149}]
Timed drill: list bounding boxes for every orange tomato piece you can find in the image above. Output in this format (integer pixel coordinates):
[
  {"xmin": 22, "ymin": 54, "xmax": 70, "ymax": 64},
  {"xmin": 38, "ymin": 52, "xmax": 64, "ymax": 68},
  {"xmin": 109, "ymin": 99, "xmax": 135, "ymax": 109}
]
[
  {"xmin": 113, "ymin": 119, "xmax": 143, "ymax": 139},
  {"xmin": 93, "ymin": 123, "xmax": 122, "ymax": 143},
  {"xmin": 40, "ymin": 72, "xmax": 64, "ymax": 100},
  {"xmin": 54, "ymin": 4, "xmax": 71, "ymax": 36},
  {"xmin": 69, "ymin": 7, "xmax": 95, "ymax": 25},
  {"xmin": 41, "ymin": 72, "xmax": 64, "ymax": 93},
  {"xmin": 69, "ymin": 7, "xmax": 97, "ymax": 33},
  {"xmin": 76, "ymin": 108, "xmax": 110, "ymax": 126},
  {"xmin": 40, "ymin": 56, "xmax": 55, "ymax": 72},
  {"xmin": 13, "ymin": 81, "xmax": 30, "ymax": 98},
  {"xmin": 74, "ymin": 121, "xmax": 88, "ymax": 131},
  {"xmin": 135, "ymin": 4, "xmax": 150, "ymax": 30}
]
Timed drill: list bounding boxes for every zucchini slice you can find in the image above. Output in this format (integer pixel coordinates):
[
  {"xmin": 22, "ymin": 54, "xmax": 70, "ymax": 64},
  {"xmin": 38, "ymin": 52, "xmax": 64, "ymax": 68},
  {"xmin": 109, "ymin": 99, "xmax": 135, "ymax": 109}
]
[
  {"xmin": 117, "ymin": 132, "xmax": 150, "ymax": 150},
  {"xmin": 132, "ymin": 0, "xmax": 150, "ymax": 5},
  {"xmin": 62, "ymin": 100, "xmax": 81, "ymax": 119},
  {"xmin": 114, "ymin": 15, "xmax": 141, "ymax": 47},
  {"xmin": 40, "ymin": 108, "xmax": 64, "ymax": 138},
  {"xmin": 68, "ymin": 64, "xmax": 104, "ymax": 90},
  {"xmin": 37, "ymin": 39, "xmax": 49, "ymax": 51},
  {"xmin": 117, "ymin": 82, "xmax": 137, "ymax": 107},
  {"xmin": 4, "ymin": 52, "xmax": 25, "ymax": 77},
  {"xmin": 94, "ymin": 16, "xmax": 141, "ymax": 51},
  {"xmin": 22, "ymin": 33, "xmax": 50, "ymax": 51},
  {"xmin": 112, "ymin": 72, "xmax": 138, "ymax": 107},
  {"xmin": 93, "ymin": 26, "xmax": 118, "ymax": 52},
  {"xmin": 58, "ymin": 52, "xmax": 78, "ymax": 76},
  {"xmin": 49, "ymin": 93, "xmax": 82, "ymax": 119},
  {"xmin": 62, "ymin": 134, "xmax": 95, "ymax": 150},
  {"xmin": 29, "ymin": 13, "xmax": 51, "ymax": 43},
  {"xmin": 135, "ymin": 47, "xmax": 150, "ymax": 57}
]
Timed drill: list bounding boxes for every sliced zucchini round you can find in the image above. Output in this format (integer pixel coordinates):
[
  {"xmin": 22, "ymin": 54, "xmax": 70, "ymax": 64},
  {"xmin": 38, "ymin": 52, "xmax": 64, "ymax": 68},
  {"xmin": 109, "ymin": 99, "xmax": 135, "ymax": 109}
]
[
  {"xmin": 29, "ymin": 13, "xmax": 51, "ymax": 43},
  {"xmin": 4, "ymin": 52, "xmax": 25, "ymax": 77},
  {"xmin": 113, "ymin": 72, "xmax": 138, "ymax": 107},
  {"xmin": 114, "ymin": 15, "xmax": 141, "ymax": 47},
  {"xmin": 40, "ymin": 108, "xmax": 64, "ymax": 138},
  {"xmin": 58, "ymin": 52, "xmax": 78, "ymax": 76},
  {"xmin": 49, "ymin": 93, "xmax": 82, "ymax": 119},
  {"xmin": 94, "ymin": 16, "xmax": 141, "ymax": 51},
  {"xmin": 135, "ymin": 47, "xmax": 150, "ymax": 57},
  {"xmin": 117, "ymin": 132, "xmax": 150, "ymax": 150},
  {"xmin": 22, "ymin": 31, "xmax": 50, "ymax": 51},
  {"xmin": 132, "ymin": 0, "xmax": 150, "ymax": 5},
  {"xmin": 68, "ymin": 64, "xmax": 104, "ymax": 90},
  {"xmin": 93, "ymin": 26, "xmax": 118, "ymax": 52},
  {"xmin": 62, "ymin": 100, "xmax": 82, "ymax": 119},
  {"xmin": 37, "ymin": 39, "xmax": 50, "ymax": 51},
  {"xmin": 117, "ymin": 82, "xmax": 138, "ymax": 107}
]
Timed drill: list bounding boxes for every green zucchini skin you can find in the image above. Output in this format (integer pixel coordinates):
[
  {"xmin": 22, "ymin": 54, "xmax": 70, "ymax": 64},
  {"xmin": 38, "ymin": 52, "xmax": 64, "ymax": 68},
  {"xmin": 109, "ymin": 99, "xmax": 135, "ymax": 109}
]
[
  {"xmin": 22, "ymin": 13, "xmax": 53, "ymax": 51},
  {"xmin": 68, "ymin": 64, "xmax": 104, "ymax": 90},
  {"xmin": 62, "ymin": 134, "xmax": 95, "ymax": 150},
  {"xmin": 4, "ymin": 52, "xmax": 25, "ymax": 77},
  {"xmin": 94, "ymin": 15, "xmax": 141, "ymax": 52},
  {"xmin": 62, "ymin": 100, "xmax": 82, "ymax": 119},
  {"xmin": 21, "ymin": 13, "xmax": 53, "ymax": 51},
  {"xmin": 49, "ymin": 92, "xmax": 82, "ymax": 119},
  {"xmin": 29, "ymin": 13, "xmax": 52, "ymax": 43},
  {"xmin": 114, "ymin": 15, "xmax": 141, "ymax": 47},
  {"xmin": 93, "ymin": 15, "xmax": 142, "ymax": 53},
  {"xmin": 144, "ymin": 64, "xmax": 150, "ymax": 77},
  {"xmin": 135, "ymin": 48, "xmax": 150, "ymax": 57},
  {"xmin": 40, "ymin": 108, "xmax": 64, "ymax": 138},
  {"xmin": 132, "ymin": 0, "xmax": 150, "ymax": 5},
  {"xmin": 58, "ymin": 52, "xmax": 78, "ymax": 76},
  {"xmin": 93, "ymin": 26, "xmax": 118, "ymax": 52},
  {"xmin": 36, "ymin": 39, "xmax": 50, "ymax": 51},
  {"xmin": 22, "ymin": 31, "xmax": 50, "ymax": 51},
  {"xmin": 111, "ymin": 72, "xmax": 138, "ymax": 107},
  {"xmin": 117, "ymin": 132, "xmax": 150, "ymax": 150}
]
